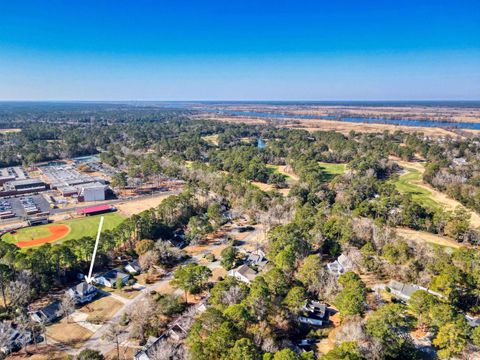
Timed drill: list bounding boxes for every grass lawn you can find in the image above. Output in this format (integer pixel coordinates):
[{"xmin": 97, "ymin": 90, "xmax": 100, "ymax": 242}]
[
  {"xmin": 101, "ymin": 285, "xmax": 142, "ymax": 299},
  {"xmin": 2, "ymin": 212, "xmax": 125, "ymax": 247},
  {"xmin": 80, "ymin": 295, "xmax": 123, "ymax": 323},
  {"xmin": 397, "ymin": 227, "xmax": 464, "ymax": 249},
  {"xmin": 46, "ymin": 319, "xmax": 93, "ymax": 348},
  {"xmin": 390, "ymin": 168, "xmax": 440, "ymax": 210},
  {"xmin": 318, "ymin": 162, "xmax": 347, "ymax": 181}
]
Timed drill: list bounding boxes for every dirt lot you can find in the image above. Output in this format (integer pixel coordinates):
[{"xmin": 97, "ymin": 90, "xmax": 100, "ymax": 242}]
[
  {"xmin": 46, "ymin": 318, "xmax": 94, "ymax": 348},
  {"xmin": 116, "ymin": 192, "xmax": 175, "ymax": 216}
]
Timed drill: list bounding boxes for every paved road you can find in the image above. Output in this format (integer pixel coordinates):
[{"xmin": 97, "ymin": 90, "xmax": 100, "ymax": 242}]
[{"xmin": 72, "ymin": 274, "xmax": 177, "ymax": 356}]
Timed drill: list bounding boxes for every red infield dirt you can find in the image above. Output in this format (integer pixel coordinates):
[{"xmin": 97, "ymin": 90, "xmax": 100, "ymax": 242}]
[{"xmin": 16, "ymin": 224, "xmax": 70, "ymax": 248}]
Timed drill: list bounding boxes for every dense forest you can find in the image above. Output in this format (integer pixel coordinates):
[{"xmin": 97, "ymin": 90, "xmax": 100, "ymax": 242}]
[{"xmin": 2, "ymin": 104, "xmax": 480, "ymax": 359}]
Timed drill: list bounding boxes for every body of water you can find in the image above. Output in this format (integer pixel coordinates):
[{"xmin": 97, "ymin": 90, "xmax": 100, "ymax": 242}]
[{"xmin": 206, "ymin": 109, "xmax": 480, "ymax": 130}]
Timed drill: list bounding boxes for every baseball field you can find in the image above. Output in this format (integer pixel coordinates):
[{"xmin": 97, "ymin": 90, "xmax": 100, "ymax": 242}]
[{"xmin": 2, "ymin": 212, "xmax": 125, "ymax": 248}]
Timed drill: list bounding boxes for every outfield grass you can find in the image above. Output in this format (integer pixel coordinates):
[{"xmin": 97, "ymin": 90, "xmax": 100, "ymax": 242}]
[
  {"xmin": 390, "ymin": 167, "xmax": 440, "ymax": 210},
  {"xmin": 318, "ymin": 162, "xmax": 347, "ymax": 181},
  {"xmin": 2, "ymin": 212, "xmax": 125, "ymax": 246}
]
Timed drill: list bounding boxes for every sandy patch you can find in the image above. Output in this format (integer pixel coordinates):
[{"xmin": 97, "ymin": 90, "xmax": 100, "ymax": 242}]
[{"xmin": 416, "ymin": 182, "xmax": 480, "ymax": 227}]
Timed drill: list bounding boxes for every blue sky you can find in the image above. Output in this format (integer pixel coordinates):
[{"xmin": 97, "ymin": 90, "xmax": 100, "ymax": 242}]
[{"xmin": 0, "ymin": 0, "xmax": 479, "ymax": 100}]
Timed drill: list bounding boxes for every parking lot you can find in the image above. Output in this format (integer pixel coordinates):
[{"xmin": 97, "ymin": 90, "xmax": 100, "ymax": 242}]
[{"xmin": 0, "ymin": 195, "xmax": 51, "ymax": 219}]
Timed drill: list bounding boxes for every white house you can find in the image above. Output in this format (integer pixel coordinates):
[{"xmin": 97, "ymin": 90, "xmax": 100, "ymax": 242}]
[
  {"xmin": 94, "ymin": 268, "xmax": 130, "ymax": 288},
  {"xmin": 326, "ymin": 254, "xmax": 353, "ymax": 276},
  {"xmin": 125, "ymin": 260, "xmax": 142, "ymax": 275},
  {"xmin": 228, "ymin": 264, "xmax": 258, "ymax": 284}
]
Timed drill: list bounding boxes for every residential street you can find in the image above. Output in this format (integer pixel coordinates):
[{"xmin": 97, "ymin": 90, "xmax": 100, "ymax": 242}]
[{"xmin": 44, "ymin": 223, "xmax": 265, "ymax": 356}]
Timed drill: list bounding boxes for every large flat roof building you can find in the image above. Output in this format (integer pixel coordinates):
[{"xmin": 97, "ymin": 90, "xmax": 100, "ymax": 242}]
[{"xmin": 3, "ymin": 178, "xmax": 47, "ymax": 194}]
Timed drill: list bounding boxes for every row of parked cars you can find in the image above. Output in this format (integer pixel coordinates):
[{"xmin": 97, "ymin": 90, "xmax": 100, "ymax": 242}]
[
  {"xmin": 20, "ymin": 196, "xmax": 40, "ymax": 215},
  {"xmin": 0, "ymin": 200, "xmax": 15, "ymax": 219}
]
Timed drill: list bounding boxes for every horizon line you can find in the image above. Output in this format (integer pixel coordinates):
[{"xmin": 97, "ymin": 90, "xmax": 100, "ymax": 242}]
[{"xmin": 0, "ymin": 99, "xmax": 480, "ymax": 103}]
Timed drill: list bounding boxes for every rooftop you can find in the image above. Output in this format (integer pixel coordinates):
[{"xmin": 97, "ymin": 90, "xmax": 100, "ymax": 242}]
[
  {"xmin": 101, "ymin": 268, "xmax": 129, "ymax": 281},
  {"xmin": 76, "ymin": 204, "xmax": 113, "ymax": 214}
]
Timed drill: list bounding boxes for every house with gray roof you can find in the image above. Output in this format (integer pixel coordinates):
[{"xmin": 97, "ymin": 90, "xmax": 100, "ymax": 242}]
[
  {"xmin": 387, "ymin": 280, "xmax": 444, "ymax": 302},
  {"xmin": 30, "ymin": 300, "xmax": 62, "ymax": 324},
  {"xmin": 327, "ymin": 254, "xmax": 353, "ymax": 276},
  {"xmin": 228, "ymin": 264, "xmax": 258, "ymax": 284},
  {"xmin": 67, "ymin": 282, "xmax": 98, "ymax": 304},
  {"xmin": 94, "ymin": 268, "xmax": 130, "ymax": 288},
  {"xmin": 298, "ymin": 300, "xmax": 329, "ymax": 327}
]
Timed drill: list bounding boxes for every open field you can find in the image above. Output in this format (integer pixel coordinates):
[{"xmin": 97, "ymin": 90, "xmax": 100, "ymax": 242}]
[
  {"xmin": 46, "ymin": 318, "xmax": 93, "ymax": 348},
  {"xmin": 2, "ymin": 212, "xmax": 125, "ymax": 248},
  {"xmin": 116, "ymin": 192, "xmax": 177, "ymax": 216}
]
